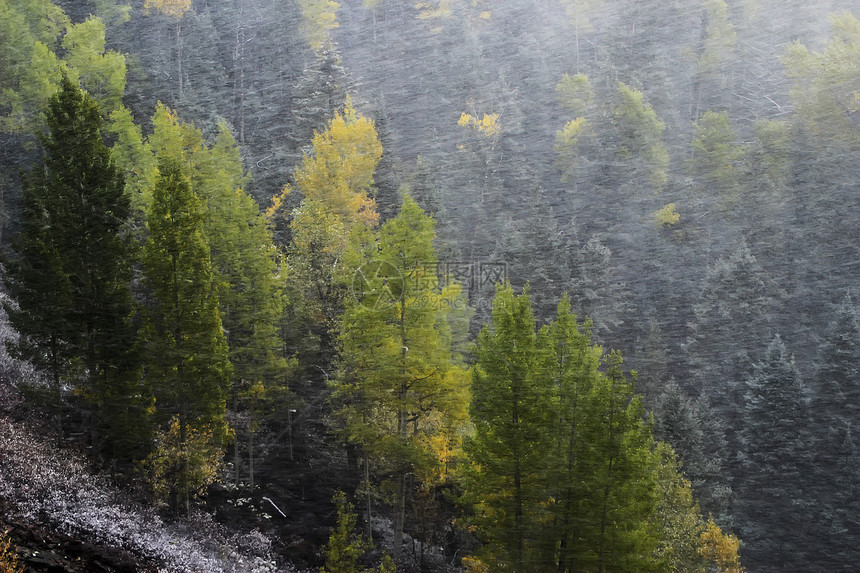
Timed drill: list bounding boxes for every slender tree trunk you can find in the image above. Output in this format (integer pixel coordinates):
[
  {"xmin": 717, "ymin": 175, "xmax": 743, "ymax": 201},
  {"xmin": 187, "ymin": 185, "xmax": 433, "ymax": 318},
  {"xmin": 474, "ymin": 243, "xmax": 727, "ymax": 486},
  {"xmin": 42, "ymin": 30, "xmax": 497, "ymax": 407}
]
[
  {"xmin": 51, "ymin": 335, "xmax": 63, "ymax": 448},
  {"xmin": 512, "ymin": 376, "xmax": 524, "ymax": 571},
  {"xmin": 176, "ymin": 21, "xmax": 183, "ymax": 99},
  {"xmin": 393, "ymin": 471, "xmax": 406, "ymax": 562},
  {"xmin": 249, "ymin": 418, "xmax": 255, "ymax": 490},
  {"xmin": 392, "ymin": 291, "xmax": 409, "ymax": 562},
  {"xmin": 364, "ymin": 451, "xmax": 373, "ymax": 540},
  {"xmin": 233, "ymin": 391, "xmax": 240, "ymax": 487},
  {"xmin": 234, "ymin": 426, "xmax": 240, "ymax": 487},
  {"xmin": 597, "ymin": 389, "xmax": 617, "ymax": 573},
  {"xmin": 691, "ymin": 9, "xmax": 709, "ymax": 120}
]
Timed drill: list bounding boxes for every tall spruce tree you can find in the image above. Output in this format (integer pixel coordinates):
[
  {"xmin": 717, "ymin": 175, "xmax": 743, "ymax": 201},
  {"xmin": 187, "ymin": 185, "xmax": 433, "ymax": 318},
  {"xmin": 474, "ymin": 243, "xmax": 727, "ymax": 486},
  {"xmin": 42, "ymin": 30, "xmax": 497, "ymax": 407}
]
[
  {"xmin": 7, "ymin": 74, "xmax": 139, "ymax": 453},
  {"xmin": 463, "ymin": 283, "xmax": 553, "ymax": 572},
  {"xmin": 737, "ymin": 335, "xmax": 813, "ymax": 570},
  {"xmin": 333, "ymin": 195, "xmax": 470, "ymax": 562},
  {"xmin": 810, "ymin": 294, "xmax": 860, "ymax": 566},
  {"xmin": 141, "ymin": 155, "xmax": 231, "ymax": 510},
  {"xmin": 142, "ymin": 155, "xmax": 230, "ymax": 430}
]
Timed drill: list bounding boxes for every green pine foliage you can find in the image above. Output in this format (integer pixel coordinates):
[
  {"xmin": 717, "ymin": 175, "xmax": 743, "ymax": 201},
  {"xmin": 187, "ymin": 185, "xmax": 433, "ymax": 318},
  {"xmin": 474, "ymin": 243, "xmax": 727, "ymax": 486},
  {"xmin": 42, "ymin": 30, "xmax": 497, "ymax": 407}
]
[
  {"xmin": 141, "ymin": 155, "xmax": 231, "ymax": 435},
  {"xmin": 464, "ymin": 288, "xmax": 698, "ymax": 572},
  {"xmin": 6, "ymin": 75, "xmax": 140, "ymax": 453},
  {"xmin": 322, "ymin": 491, "xmax": 395, "ymax": 573},
  {"xmin": 463, "ymin": 284, "xmax": 552, "ymax": 572},
  {"xmin": 333, "ymin": 195, "xmax": 470, "ymax": 561},
  {"xmin": 737, "ymin": 335, "xmax": 814, "ymax": 568}
]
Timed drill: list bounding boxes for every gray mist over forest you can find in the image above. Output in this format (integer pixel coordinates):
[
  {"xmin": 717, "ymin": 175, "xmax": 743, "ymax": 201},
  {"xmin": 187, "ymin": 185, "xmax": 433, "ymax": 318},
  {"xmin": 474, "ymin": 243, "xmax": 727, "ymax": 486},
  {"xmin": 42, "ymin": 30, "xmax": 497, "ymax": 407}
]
[{"xmin": 1, "ymin": 0, "xmax": 859, "ymax": 571}]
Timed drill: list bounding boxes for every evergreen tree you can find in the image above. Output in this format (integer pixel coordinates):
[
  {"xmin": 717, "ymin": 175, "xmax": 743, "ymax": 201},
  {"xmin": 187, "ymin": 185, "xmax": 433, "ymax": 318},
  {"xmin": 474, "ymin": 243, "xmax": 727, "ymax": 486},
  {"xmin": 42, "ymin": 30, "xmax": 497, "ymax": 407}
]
[
  {"xmin": 142, "ymin": 155, "xmax": 230, "ymax": 428},
  {"xmin": 651, "ymin": 379, "xmax": 731, "ymax": 526},
  {"xmin": 685, "ymin": 242, "xmax": 779, "ymax": 419},
  {"xmin": 540, "ymin": 294, "xmax": 599, "ymax": 571},
  {"xmin": 7, "ymin": 75, "xmax": 139, "ymax": 454},
  {"xmin": 141, "ymin": 155, "xmax": 231, "ymax": 509},
  {"xmin": 572, "ymin": 351, "xmax": 662, "ymax": 573},
  {"xmin": 465, "ymin": 290, "xmax": 666, "ymax": 572},
  {"xmin": 463, "ymin": 283, "xmax": 553, "ymax": 572},
  {"xmin": 492, "ymin": 188, "xmax": 570, "ymax": 325},
  {"xmin": 814, "ymin": 294, "xmax": 860, "ymax": 436},
  {"xmin": 810, "ymin": 294, "xmax": 860, "ymax": 566},
  {"xmin": 185, "ymin": 120, "xmax": 292, "ymax": 488},
  {"xmin": 334, "ymin": 196, "xmax": 470, "ymax": 562},
  {"xmin": 736, "ymin": 335, "xmax": 813, "ymax": 570}
]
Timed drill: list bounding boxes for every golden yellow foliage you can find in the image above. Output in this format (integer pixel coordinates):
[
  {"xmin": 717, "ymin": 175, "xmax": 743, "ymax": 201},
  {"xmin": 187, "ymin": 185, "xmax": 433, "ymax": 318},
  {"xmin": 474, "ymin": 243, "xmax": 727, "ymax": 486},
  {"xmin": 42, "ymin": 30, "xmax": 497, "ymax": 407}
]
[
  {"xmin": 461, "ymin": 555, "xmax": 489, "ymax": 573},
  {"xmin": 140, "ymin": 417, "xmax": 225, "ymax": 507},
  {"xmin": 698, "ymin": 518, "xmax": 744, "ymax": 573},
  {"xmin": 458, "ymin": 112, "xmax": 501, "ymax": 137},
  {"xmin": 294, "ymin": 96, "xmax": 382, "ymax": 228},
  {"xmin": 555, "ymin": 117, "xmax": 588, "ymax": 149},
  {"xmin": 0, "ymin": 530, "xmax": 22, "ymax": 573},
  {"xmin": 296, "ymin": 0, "xmax": 340, "ymax": 51},
  {"xmin": 143, "ymin": 0, "xmax": 191, "ymax": 18},
  {"xmin": 265, "ymin": 183, "xmax": 291, "ymax": 222},
  {"xmin": 654, "ymin": 203, "xmax": 680, "ymax": 227}
]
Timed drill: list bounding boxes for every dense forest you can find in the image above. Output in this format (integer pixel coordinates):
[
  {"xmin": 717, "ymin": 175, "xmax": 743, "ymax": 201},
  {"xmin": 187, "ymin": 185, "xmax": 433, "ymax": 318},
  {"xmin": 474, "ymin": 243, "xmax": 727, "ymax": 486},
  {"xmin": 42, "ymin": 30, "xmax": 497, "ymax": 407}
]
[{"xmin": 0, "ymin": 0, "xmax": 858, "ymax": 571}]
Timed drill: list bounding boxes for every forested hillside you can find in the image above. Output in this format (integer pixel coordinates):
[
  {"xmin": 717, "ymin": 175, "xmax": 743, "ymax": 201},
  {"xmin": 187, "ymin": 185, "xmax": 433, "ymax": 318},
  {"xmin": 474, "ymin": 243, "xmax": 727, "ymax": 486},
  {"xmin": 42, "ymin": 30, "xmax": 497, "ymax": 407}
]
[{"xmin": 1, "ymin": 0, "xmax": 858, "ymax": 571}]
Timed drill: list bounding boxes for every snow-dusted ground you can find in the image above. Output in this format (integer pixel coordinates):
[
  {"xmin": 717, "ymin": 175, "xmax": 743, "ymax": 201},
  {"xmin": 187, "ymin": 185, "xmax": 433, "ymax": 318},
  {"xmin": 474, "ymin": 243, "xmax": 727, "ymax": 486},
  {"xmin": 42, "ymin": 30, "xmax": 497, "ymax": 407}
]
[{"xmin": 0, "ymin": 414, "xmax": 307, "ymax": 573}]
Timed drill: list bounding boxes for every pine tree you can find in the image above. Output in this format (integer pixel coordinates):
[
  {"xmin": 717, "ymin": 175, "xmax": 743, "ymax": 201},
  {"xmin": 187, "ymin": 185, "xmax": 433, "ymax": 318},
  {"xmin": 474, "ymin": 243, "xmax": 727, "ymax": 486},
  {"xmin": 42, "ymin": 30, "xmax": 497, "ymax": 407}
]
[
  {"xmin": 334, "ymin": 195, "xmax": 470, "ymax": 562},
  {"xmin": 810, "ymin": 294, "xmax": 860, "ymax": 565},
  {"xmin": 465, "ymin": 291, "xmax": 669, "ymax": 572},
  {"xmin": 540, "ymin": 295, "xmax": 600, "ymax": 572},
  {"xmin": 141, "ymin": 155, "xmax": 231, "ymax": 510},
  {"xmin": 686, "ymin": 242, "xmax": 779, "ymax": 420},
  {"xmin": 188, "ymin": 121, "xmax": 291, "ymax": 488},
  {"xmin": 651, "ymin": 380, "xmax": 731, "ymax": 525},
  {"xmin": 7, "ymin": 74, "xmax": 139, "ymax": 453},
  {"xmin": 736, "ymin": 336, "xmax": 813, "ymax": 569},
  {"xmin": 463, "ymin": 284, "xmax": 553, "ymax": 572}
]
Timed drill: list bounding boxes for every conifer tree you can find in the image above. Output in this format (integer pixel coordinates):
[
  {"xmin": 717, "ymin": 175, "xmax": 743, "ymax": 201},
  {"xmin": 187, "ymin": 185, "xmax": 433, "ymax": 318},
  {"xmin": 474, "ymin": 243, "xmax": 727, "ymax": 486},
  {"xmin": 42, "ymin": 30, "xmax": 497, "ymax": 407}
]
[
  {"xmin": 141, "ymin": 155, "xmax": 231, "ymax": 509},
  {"xmin": 686, "ymin": 242, "xmax": 779, "ymax": 421},
  {"xmin": 736, "ymin": 336, "xmax": 813, "ymax": 569},
  {"xmin": 334, "ymin": 196, "xmax": 469, "ymax": 562},
  {"xmin": 466, "ymin": 291, "xmax": 670, "ymax": 572},
  {"xmin": 463, "ymin": 284, "xmax": 553, "ymax": 572},
  {"xmin": 7, "ymin": 75, "xmax": 139, "ymax": 452},
  {"xmin": 142, "ymin": 154, "xmax": 231, "ymax": 428},
  {"xmin": 810, "ymin": 294, "xmax": 860, "ymax": 565},
  {"xmin": 651, "ymin": 379, "xmax": 731, "ymax": 525},
  {"xmin": 195, "ymin": 123, "xmax": 291, "ymax": 488}
]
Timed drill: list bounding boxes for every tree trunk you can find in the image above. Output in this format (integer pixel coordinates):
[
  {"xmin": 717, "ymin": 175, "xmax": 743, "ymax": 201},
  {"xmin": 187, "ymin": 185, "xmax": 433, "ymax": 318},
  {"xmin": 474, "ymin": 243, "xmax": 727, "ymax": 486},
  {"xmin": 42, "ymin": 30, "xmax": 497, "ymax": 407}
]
[
  {"xmin": 392, "ymin": 472, "xmax": 406, "ymax": 562},
  {"xmin": 364, "ymin": 452, "xmax": 373, "ymax": 540},
  {"xmin": 392, "ymin": 290, "xmax": 409, "ymax": 562},
  {"xmin": 50, "ymin": 335, "xmax": 63, "ymax": 448},
  {"xmin": 248, "ymin": 420, "xmax": 255, "ymax": 490},
  {"xmin": 176, "ymin": 21, "xmax": 183, "ymax": 99}
]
